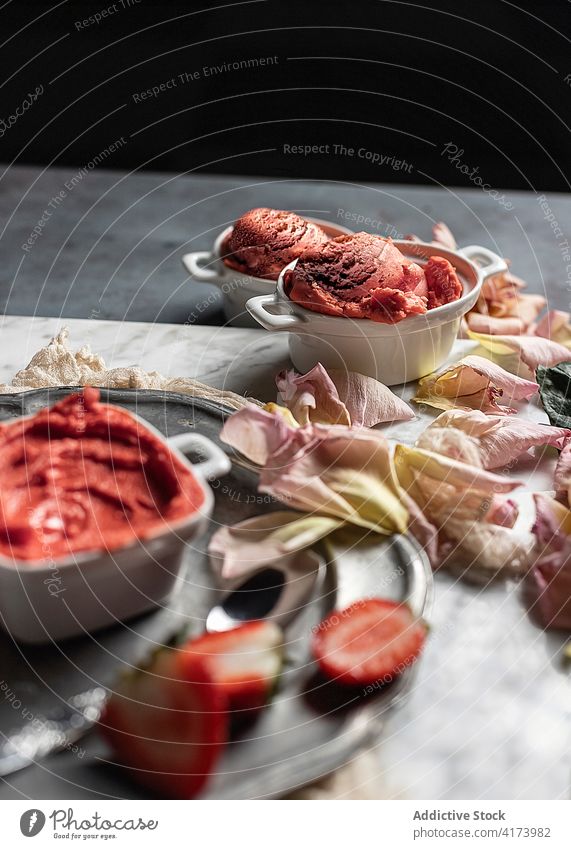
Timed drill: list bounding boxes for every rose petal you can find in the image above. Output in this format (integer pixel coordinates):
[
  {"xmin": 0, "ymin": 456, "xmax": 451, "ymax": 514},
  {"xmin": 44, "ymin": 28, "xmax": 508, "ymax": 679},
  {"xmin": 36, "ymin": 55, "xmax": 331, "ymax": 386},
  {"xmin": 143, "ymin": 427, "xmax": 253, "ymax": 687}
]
[
  {"xmin": 395, "ymin": 444, "xmax": 528, "ymax": 580},
  {"xmin": 276, "ymin": 364, "xmax": 350, "ymax": 426},
  {"xmin": 208, "ymin": 511, "xmax": 342, "ymax": 580},
  {"xmin": 553, "ymin": 441, "xmax": 571, "ymax": 505},
  {"xmin": 432, "ymin": 222, "xmax": 457, "ymax": 249},
  {"xmin": 403, "ymin": 491, "xmax": 439, "ymax": 568},
  {"xmin": 416, "ymin": 426, "xmax": 483, "ymax": 467},
  {"xmin": 423, "ymin": 409, "xmax": 570, "ymax": 470},
  {"xmin": 412, "ymin": 354, "xmax": 538, "ymax": 414},
  {"xmin": 440, "ymin": 518, "xmax": 534, "ymax": 582},
  {"xmin": 276, "ymin": 363, "xmax": 414, "ymax": 428},
  {"xmin": 394, "ymin": 444, "xmax": 520, "ymax": 524},
  {"xmin": 467, "ymin": 329, "xmax": 570, "ymax": 372},
  {"xmin": 466, "ymin": 313, "xmax": 526, "ymax": 335},
  {"xmin": 220, "ymin": 403, "xmax": 294, "ymax": 465},
  {"xmin": 514, "ymin": 293, "xmax": 546, "ymax": 326},
  {"xmin": 486, "ymin": 496, "xmax": 519, "ymax": 528},
  {"xmin": 329, "ymin": 369, "xmax": 415, "ymax": 427},
  {"xmin": 261, "ymin": 425, "xmax": 409, "ymax": 534},
  {"xmin": 534, "ymin": 310, "xmax": 571, "ymax": 348},
  {"xmin": 524, "ymin": 494, "xmax": 571, "ymax": 630},
  {"xmin": 461, "ymin": 355, "xmax": 539, "ymax": 399}
]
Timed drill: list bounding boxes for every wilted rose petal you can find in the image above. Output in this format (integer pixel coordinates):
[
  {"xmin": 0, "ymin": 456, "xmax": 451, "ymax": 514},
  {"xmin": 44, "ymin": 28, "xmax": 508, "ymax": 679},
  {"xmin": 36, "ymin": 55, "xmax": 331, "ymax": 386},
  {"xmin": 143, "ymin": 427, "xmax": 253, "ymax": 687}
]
[
  {"xmin": 466, "ymin": 312, "xmax": 526, "ymax": 336},
  {"xmin": 276, "ymin": 364, "xmax": 350, "ymax": 426},
  {"xmin": 403, "ymin": 491, "xmax": 439, "ymax": 568},
  {"xmin": 432, "ymin": 222, "xmax": 457, "ymax": 249},
  {"xmin": 477, "ymin": 269, "xmax": 526, "ymax": 319},
  {"xmin": 534, "ymin": 310, "xmax": 571, "ymax": 349},
  {"xmin": 221, "ymin": 406, "xmax": 408, "ymax": 535},
  {"xmin": 328, "ymin": 368, "xmax": 414, "ymax": 426},
  {"xmin": 524, "ymin": 494, "xmax": 571, "ymax": 630},
  {"xmin": 394, "ymin": 443, "xmax": 529, "ymax": 579},
  {"xmin": 416, "ymin": 426, "xmax": 483, "ymax": 467},
  {"xmin": 422, "ymin": 409, "xmax": 570, "ymax": 470},
  {"xmin": 220, "ymin": 403, "xmax": 296, "ymax": 466},
  {"xmin": 260, "ymin": 425, "xmax": 409, "ymax": 535},
  {"xmin": 412, "ymin": 354, "xmax": 538, "ymax": 414},
  {"xmin": 208, "ymin": 511, "xmax": 342, "ymax": 580},
  {"xmin": 467, "ymin": 329, "xmax": 570, "ymax": 372},
  {"xmin": 395, "ymin": 444, "xmax": 520, "ymax": 520},
  {"xmin": 276, "ymin": 363, "xmax": 414, "ymax": 428},
  {"xmin": 486, "ymin": 496, "xmax": 519, "ymax": 528},
  {"xmin": 554, "ymin": 441, "xmax": 571, "ymax": 505},
  {"xmin": 514, "ymin": 293, "xmax": 546, "ymax": 327},
  {"xmin": 440, "ymin": 518, "xmax": 534, "ymax": 582}
]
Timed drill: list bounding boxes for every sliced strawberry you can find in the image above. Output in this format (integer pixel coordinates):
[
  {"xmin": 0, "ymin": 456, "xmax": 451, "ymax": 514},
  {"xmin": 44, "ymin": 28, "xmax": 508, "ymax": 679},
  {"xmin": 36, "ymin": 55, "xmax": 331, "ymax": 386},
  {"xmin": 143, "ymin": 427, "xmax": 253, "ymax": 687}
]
[
  {"xmin": 312, "ymin": 598, "xmax": 427, "ymax": 687},
  {"xmin": 180, "ymin": 620, "xmax": 283, "ymax": 714},
  {"xmin": 100, "ymin": 650, "xmax": 227, "ymax": 798}
]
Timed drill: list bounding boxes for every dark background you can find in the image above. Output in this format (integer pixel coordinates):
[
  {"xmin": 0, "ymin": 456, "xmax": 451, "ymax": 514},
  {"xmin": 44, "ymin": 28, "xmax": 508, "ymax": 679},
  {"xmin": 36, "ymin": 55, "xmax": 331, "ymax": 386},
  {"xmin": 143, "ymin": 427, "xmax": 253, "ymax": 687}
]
[{"xmin": 1, "ymin": 0, "xmax": 570, "ymax": 192}]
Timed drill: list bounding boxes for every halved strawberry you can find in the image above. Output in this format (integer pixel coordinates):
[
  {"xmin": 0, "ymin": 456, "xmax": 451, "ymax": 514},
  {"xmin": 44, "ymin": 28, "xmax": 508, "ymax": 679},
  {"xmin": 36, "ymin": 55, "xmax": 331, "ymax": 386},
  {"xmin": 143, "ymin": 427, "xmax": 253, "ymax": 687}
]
[
  {"xmin": 100, "ymin": 650, "xmax": 227, "ymax": 799},
  {"xmin": 312, "ymin": 598, "xmax": 427, "ymax": 687},
  {"xmin": 180, "ymin": 620, "xmax": 283, "ymax": 714}
]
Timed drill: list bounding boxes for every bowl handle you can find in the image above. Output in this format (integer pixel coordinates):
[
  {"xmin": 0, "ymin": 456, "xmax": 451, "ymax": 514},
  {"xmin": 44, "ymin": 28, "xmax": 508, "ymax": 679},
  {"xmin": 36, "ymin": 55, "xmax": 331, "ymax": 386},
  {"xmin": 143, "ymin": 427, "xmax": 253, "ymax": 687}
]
[
  {"xmin": 168, "ymin": 432, "xmax": 231, "ymax": 480},
  {"xmin": 181, "ymin": 251, "xmax": 221, "ymax": 284},
  {"xmin": 457, "ymin": 245, "xmax": 507, "ymax": 280},
  {"xmin": 247, "ymin": 294, "xmax": 305, "ymax": 331}
]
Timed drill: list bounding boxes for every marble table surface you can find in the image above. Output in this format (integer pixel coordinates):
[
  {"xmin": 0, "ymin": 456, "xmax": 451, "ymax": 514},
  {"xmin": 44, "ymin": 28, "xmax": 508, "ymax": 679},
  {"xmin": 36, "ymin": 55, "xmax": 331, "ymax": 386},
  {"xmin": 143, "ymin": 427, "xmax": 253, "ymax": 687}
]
[
  {"xmin": 2, "ymin": 165, "xmax": 571, "ymax": 325},
  {"xmin": 0, "ymin": 313, "xmax": 568, "ymax": 801}
]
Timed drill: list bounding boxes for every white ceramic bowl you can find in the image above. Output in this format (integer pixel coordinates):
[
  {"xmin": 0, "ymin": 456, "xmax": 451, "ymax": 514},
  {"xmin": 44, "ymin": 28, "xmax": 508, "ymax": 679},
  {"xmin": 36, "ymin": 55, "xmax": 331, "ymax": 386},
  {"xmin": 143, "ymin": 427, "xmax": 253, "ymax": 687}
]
[
  {"xmin": 182, "ymin": 217, "xmax": 353, "ymax": 328},
  {"xmin": 0, "ymin": 417, "xmax": 230, "ymax": 645},
  {"xmin": 246, "ymin": 241, "xmax": 507, "ymax": 386}
]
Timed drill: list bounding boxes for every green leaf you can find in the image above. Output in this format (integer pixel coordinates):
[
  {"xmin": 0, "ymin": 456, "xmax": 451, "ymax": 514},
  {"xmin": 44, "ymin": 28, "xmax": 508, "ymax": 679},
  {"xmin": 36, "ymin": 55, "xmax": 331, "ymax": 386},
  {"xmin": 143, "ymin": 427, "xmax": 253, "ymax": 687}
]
[{"xmin": 537, "ymin": 362, "xmax": 571, "ymax": 429}]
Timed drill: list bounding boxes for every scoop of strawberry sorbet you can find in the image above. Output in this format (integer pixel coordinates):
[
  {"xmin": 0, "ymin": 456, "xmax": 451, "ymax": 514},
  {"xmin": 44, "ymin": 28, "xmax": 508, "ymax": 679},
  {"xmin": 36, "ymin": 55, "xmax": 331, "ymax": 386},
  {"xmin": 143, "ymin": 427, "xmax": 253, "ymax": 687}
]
[
  {"xmin": 284, "ymin": 233, "xmax": 462, "ymax": 324},
  {"xmin": 222, "ymin": 207, "xmax": 329, "ymax": 279}
]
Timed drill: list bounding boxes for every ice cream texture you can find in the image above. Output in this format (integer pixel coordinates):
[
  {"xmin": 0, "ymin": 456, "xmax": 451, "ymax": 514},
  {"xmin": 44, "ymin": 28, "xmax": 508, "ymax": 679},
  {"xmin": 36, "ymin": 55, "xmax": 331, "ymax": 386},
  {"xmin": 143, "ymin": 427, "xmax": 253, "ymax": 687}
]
[
  {"xmin": 0, "ymin": 388, "xmax": 205, "ymax": 561},
  {"xmin": 284, "ymin": 233, "xmax": 463, "ymax": 323},
  {"xmin": 222, "ymin": 207, "xmax": 329, "ymax": 279}
]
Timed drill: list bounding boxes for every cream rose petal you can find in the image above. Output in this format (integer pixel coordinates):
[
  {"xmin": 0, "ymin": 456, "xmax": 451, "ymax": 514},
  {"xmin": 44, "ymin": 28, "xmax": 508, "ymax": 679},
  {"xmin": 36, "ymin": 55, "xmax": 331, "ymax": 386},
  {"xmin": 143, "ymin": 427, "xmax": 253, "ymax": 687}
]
[
  {"xmin": 423, "ymin": 409, "xmax": 570, "ymax": 470},
  {"xmin": 208, "ymin": 511, "xmax": 342, "ymax": 580},
  {"xmin": 412, "ymin": 354, "xmax": 538, "ymax": 414}
]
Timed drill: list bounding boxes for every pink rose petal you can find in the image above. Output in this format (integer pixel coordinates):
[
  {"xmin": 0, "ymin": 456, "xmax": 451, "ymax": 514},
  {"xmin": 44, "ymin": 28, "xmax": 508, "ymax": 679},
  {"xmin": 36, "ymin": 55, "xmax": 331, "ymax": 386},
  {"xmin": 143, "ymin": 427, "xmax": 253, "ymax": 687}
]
[
  {"xmin": 220, "ymin": 403, "xmax": 295, "ymax": 465},
  {"xmin": 533, "ymin": 309, "xmax": 571, "ymax": 348},
  {"xmin": 329, "ymin": 369, "xmax": 414, "ymax": 426},
  {"xmin": 423, "ymin": 409, "xmax": 570, "ymax": 470},
  {"xmin": 462, "ymin": 355, "xmax": 538, "ymax": 400},
  {"xmin": 432, "ymin": 222, "xmax": 457, "ymax": 249},
  {"xmin": 466, "ymin": 313, "xmax": 526, "ymax": 335},
  {"xmin": 276, "ymin": 364, "xmax": 350, "ymax": 426},
  {"xmin": 276, "ymin": 363, "xmax": 414, "ymax": 428},
  {"xmin": 395, "ymin": 444, "xmax": 530, "ymax": 579},
  {"xmin": 525, "ymin": 494, "xmax": 571, "ymax": 630},
  {"xmin": 467, "ymin": 330, "xmax": 570, "ymax": 372},
  {"xmin": 554, "ymin": 441, "xmax": 571, "ymax": 505},
  {"xmin": 413, "ymin": 354, "xmax": 538, "ymax": 414}
]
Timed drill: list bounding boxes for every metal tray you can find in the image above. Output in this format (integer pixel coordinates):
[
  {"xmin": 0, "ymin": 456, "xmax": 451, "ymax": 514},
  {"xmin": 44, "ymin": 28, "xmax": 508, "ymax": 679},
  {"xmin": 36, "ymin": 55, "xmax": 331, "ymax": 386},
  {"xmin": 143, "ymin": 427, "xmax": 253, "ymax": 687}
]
[{"xmin": 0, "ymin": 387, "xmax": 432, "ymax": 800}]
